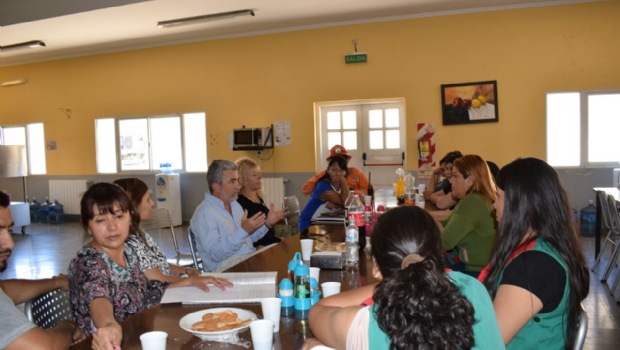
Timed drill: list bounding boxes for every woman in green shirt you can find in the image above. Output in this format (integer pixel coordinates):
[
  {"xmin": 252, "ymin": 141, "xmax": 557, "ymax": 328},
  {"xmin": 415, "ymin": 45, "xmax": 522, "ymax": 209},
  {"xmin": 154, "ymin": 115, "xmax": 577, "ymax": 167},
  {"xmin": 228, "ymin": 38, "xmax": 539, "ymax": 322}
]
[{"xmin": 440, "ymin": 154, "xmax": 497, "ymax": 277}]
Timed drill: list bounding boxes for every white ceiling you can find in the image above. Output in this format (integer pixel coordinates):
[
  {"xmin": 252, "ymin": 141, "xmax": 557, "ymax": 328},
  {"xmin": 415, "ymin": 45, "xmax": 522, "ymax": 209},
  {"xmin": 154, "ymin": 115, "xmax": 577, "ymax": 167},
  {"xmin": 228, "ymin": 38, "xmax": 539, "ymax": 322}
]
[{"xmin": 0, "ymin": 0, "xmax": 597, "ymax": 67}]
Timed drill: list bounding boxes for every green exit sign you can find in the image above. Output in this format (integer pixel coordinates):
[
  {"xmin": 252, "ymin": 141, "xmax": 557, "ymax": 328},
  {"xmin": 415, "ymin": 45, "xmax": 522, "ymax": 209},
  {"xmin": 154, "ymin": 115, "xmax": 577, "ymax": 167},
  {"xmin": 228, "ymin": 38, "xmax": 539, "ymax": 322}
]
[{"xmin": 345, "ymin": 53, "xmax": 367, "ymax": 64}]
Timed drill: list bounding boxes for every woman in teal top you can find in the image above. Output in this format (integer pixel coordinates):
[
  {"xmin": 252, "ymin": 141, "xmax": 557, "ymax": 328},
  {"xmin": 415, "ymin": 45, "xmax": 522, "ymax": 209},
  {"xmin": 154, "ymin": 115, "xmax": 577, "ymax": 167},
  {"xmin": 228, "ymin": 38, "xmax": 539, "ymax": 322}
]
[
  {"xmin": 305, "ymin": 206, "xmax": 504, "ymax": 350},
  {"xmin": 480, "ymin": 158, "xmax": 589, "ymax": 349},
  {"xmin": 441, "ymin": 154, "xmax": 497, "ymax": 276}
]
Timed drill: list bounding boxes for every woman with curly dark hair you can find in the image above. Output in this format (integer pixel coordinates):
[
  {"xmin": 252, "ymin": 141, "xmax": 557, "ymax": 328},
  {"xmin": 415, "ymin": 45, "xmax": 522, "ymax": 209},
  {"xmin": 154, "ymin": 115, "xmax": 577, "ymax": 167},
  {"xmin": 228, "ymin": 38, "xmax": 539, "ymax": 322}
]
[
  {"xmin": 305, "ymin": 206, "xmax": 504, "ymax": 350},
  {"xmin": 479, "ymin": 158, "xmax": 589, "ymax": 349}
]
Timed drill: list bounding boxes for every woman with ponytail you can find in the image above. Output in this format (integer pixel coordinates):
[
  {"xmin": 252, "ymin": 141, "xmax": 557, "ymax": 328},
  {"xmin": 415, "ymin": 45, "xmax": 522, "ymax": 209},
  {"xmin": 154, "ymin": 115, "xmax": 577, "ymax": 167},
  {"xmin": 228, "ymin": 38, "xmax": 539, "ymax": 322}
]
[
  {"xmin": 480, "ymin": 158, "xmax": 589, "ymax": 349},
  {"xmin": 305, "ymin": 206, "xmax": 504, "ymax": 350}
]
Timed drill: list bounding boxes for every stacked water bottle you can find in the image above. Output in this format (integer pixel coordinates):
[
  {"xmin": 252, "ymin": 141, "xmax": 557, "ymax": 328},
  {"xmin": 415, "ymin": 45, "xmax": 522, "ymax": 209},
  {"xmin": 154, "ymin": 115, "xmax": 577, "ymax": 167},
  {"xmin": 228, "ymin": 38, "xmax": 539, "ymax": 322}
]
[{"xmin": 278, "ymin": 251, "xmax": 322, "ymax": 320}]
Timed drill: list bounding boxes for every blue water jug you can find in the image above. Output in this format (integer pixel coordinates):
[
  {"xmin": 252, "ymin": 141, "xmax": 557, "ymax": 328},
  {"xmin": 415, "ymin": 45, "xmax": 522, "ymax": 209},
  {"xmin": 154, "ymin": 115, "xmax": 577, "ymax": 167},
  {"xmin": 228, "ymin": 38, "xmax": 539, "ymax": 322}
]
[{"xmin": 580, "ymin": 200, "xmax": 596, "ymax": 237}]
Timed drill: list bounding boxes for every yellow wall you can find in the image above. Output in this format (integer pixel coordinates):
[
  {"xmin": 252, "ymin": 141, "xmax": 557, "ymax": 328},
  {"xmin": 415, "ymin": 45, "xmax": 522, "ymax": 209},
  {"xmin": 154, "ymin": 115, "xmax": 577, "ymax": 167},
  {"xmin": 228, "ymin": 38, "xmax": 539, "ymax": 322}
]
[{"xmin": 0, "ymin": 1, "xmax": 619, "ymax": 175}]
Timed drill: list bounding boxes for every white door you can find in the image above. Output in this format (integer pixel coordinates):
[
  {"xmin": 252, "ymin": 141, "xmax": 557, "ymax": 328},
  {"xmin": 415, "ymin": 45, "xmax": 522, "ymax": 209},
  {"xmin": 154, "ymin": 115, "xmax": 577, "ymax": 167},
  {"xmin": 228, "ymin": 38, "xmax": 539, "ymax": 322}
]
[{"xmin": 316, "ymin": 99, "xmax": 406, "ymax": 187}]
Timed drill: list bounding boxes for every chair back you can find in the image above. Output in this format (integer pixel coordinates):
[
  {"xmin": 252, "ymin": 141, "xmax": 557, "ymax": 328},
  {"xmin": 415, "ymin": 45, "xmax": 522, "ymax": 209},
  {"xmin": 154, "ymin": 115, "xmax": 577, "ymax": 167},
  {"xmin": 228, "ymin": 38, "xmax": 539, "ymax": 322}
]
[
  {"xmin": 24, "ymin": 289, "xmax": 72, "ymax": 329},
  {"xmin": 141, "ymin": 207, "xmax": 174, "ymax": 231},
  {"xmin": 282, "ymin": 196, "xmax": 301, "ymax": 225},
  {"xmin": 572, "ymin": 303, "xmax": 588, "ymax": 350},
  {"xmin": 597, "ymin": 190, "xmax": 612, "ymax": 232},
  {"xmin": 606, "ymin": 194, "xmax": 620, "ymax": 236},
  {"xmin": 188, "ymin": 228, "xmax": 203, "ymax": 271}
]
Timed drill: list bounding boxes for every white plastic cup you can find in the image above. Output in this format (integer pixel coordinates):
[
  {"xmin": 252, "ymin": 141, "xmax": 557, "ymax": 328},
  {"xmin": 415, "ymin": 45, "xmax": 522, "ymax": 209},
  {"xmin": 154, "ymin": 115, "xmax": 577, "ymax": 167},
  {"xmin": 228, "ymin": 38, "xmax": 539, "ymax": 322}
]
[
  {"xmin": 250, "ymin": 319, "xmax": 274, "ymax": 350},
  {"xmin": 260, "ymin": 297, "xmax": 282, "ymax": 332},
  {"xmin": 364, "ymin": 195, "xmax": 372, "ymax": 206},
  {"xmin": 300, "ymin": 239, "xmax": 314, "ymax": 261},
  {"xmin": 309, "ymin": 267, "xmax": 321, "ymax": 283},
  {"xmin": 418, "ymin": 184, "xmax": 426, "ymax": 194},
  {"xmin": 321, "ymin": 281, "xmax": 341, "ymax": 298},
  {"xmin": 140, "ymin": 331, "xmax": 167, "ymax": 350}
]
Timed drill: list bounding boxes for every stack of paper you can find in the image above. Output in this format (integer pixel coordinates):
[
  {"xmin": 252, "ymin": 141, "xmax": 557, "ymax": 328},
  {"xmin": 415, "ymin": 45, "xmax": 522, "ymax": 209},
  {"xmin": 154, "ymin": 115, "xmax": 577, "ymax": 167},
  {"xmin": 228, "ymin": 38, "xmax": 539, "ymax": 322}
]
[{"xmin": 161, "ymin": 271, "xmax": 278, "ymax": 304}]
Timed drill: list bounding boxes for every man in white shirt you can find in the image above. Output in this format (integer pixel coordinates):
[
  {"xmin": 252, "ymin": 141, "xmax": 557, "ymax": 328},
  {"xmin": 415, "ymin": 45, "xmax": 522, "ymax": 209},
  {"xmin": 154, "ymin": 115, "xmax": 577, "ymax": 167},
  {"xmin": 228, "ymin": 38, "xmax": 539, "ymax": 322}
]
[
  {"xmin": 190, "ymin": 160, "xmax": 281, "ymax": 272},
  {"xmin": 0, "ymin": 191, "xmax": 84, "ymax": 350}
]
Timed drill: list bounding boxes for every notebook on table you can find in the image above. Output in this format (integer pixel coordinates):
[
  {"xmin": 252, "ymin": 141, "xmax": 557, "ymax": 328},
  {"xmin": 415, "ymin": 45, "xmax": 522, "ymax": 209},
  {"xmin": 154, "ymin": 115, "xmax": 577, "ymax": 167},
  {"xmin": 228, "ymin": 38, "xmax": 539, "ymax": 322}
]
[{"xmin": 161, "ymin": 271, "xmax": 278, "ymax": 304}]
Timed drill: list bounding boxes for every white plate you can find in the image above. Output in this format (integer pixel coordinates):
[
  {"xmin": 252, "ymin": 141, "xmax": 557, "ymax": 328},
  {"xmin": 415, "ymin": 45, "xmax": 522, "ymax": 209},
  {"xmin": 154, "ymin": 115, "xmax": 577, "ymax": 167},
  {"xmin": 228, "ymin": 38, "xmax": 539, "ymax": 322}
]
[{"xmin": 179, "ymin": 307, "xmax": 257, "ymax": 341}]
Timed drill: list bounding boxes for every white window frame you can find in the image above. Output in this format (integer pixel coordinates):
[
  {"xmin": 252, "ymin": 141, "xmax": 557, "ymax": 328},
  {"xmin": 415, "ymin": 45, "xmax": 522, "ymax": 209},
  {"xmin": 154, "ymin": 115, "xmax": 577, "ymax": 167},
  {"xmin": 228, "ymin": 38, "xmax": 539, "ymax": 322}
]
[
  {"xmin": 314, "ymin": 98, "xmax": 406, "ymax": 186},
  {"xmin": 95, "ymin": 112, "xmax": 208, "ymax": 174},
  {"xmin": 0, "ymin": 123, "xmax": 47, "ymax": 175},
  {"xmin": 546, "ymin": 90, "xmax": 620, "ymax": 168}
]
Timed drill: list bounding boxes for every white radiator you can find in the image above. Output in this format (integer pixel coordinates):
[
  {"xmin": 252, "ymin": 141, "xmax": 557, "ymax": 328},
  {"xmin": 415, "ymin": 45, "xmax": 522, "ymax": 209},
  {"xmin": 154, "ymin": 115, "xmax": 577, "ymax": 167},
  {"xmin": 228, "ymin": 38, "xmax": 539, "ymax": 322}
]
[
  {"xmin": 49, "ymin": 180, "xmax": 89, "ymax": 215},
  {"xmin": 262, "ymin": 177, "xmax": 286, "ymax": 208}
]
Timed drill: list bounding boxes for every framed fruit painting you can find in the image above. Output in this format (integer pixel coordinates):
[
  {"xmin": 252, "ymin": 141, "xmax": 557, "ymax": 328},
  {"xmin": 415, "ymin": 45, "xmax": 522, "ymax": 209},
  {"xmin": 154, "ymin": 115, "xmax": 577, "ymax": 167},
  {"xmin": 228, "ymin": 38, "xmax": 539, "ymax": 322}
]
[{"xmin": 440, "ymin": 80, "xmax": 498, "ymax": 125}]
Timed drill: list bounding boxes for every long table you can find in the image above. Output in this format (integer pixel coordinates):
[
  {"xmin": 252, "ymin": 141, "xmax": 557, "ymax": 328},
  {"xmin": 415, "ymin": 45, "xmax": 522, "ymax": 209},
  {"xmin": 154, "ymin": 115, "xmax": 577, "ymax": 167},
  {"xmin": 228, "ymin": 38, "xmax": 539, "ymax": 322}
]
[{"xmin": 70, "ymin": 224, "xmax": 374, "ymax": 350}]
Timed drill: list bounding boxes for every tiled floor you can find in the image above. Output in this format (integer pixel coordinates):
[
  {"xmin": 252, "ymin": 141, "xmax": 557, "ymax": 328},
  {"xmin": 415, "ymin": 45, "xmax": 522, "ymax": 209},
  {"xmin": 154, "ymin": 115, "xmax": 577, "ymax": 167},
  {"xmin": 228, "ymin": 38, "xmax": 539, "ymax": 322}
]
[{"xmin": 3, "ymin": 222, "xmax": 620, "ymax": 349}]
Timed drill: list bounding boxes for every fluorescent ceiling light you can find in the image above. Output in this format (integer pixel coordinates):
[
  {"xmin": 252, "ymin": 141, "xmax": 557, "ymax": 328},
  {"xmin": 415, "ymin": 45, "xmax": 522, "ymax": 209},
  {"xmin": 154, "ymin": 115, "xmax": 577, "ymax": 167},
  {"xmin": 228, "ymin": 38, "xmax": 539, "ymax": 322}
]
[
  {"xmin": 157, "ymin": 9, "xmax": 255, "ymax": 28},
  {"xmin": 0, "ymin": 79, "xmax": 27, "ymax": 87},
  {"xmin": 0, "ymin": 40, "xmax": 46, "ymax": 52}
]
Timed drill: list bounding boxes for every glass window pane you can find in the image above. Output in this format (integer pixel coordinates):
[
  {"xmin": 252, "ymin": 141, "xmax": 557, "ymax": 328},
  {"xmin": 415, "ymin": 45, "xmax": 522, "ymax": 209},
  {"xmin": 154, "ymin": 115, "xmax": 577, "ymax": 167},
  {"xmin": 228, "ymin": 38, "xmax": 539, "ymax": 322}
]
[
  {"xmin": 385, "ymin": 109, "xmax": 400, "ymax": 128},
  {"xmin": 3, "ymin": 127, "xmax": 26, "ymax": 145},
  {"xmin": 26, "ymin": 123, "xmax": 46, "ymax": 175},
  {"xmin": 588, "ymin": 94, "xmax": 620, "ymax": 163},
  {"xmin": 96, "ymin": 119, "xmax": 117, "ymax": 173},
  {"xmin": 342, "ymin": 111, "xmax": 357, "ymax": 130},
  {"xmin": 342, "ymin": 131, "xmax": 357, "ymax": 150},
  {"xmin": 326, "ymin": 112, "xmax": 341, "ymax": 130},
  {"xmin": 151, "ymin": 116, "xmax": 182, "ymax": 171},
  {"xmin": 184, "ymin": 113, "xmax": 208, "ymax": 172},
  {"xmin": 368, "ymin": 110, "xmax": 383, "ymax": 129},
  {"xmin": 327, "ymin": 132, "xmax": 341, "ymax": 148},
  {"xmin": 385, "ymin": 130, "xmax": 400, "ymax": 149},
  {"xmin": 546, "ymin": 93, "xmax": 580, "ymax": 166},
  {"xmin": 119, "ymin": 119, "xmax": 149, "ymax": 171},
  {"xmin": 369, "ymin": 130, "xmax": 384, "ymax": 149}
]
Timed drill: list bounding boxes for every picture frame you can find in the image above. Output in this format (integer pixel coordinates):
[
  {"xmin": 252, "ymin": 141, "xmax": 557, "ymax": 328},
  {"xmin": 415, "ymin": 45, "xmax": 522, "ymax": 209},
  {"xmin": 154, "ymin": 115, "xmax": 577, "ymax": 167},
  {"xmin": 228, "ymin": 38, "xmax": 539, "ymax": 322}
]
[{"xmin": 441, "ymin": 80, "xmax": 498, "ymax": 125}]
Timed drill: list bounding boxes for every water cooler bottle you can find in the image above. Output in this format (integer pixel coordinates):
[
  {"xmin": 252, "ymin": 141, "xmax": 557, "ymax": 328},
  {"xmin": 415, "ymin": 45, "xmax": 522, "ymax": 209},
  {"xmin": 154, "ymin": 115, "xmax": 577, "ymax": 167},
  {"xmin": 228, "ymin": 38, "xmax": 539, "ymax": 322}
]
[{"xmin": 156, "ymin": 164, "xmax": 182, "ymax": 226}]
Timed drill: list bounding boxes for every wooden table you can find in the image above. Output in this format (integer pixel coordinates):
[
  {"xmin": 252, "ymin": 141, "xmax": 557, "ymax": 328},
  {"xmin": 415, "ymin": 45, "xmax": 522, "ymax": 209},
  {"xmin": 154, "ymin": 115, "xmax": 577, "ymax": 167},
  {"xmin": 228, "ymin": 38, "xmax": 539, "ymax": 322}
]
[
  {"xmin": 594, "ymin": 187, "xmax": 619, "ymax": 259},
  {"xmin": 70, "ymin": 225, "xmax": 374, "ymax": 350}
]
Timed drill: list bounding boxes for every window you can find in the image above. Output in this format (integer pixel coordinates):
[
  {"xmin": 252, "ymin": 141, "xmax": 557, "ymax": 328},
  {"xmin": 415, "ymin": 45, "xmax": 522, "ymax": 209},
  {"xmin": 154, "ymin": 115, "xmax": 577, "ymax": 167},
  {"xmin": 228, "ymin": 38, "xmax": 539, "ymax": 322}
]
[
  {"xmin": 546, "ymin": 91, "xmax": 620, "ymax": 167},
  {"xmin": 316, "ymin": 99, "xmax": 406, "ymax": 186},
  {"xmin": 95, "ymin": 113, "xmax": 208, "ymax": 173},
  {"xmin": 0, "ymin": 123, "xmax": 47, "ymax": 175}
]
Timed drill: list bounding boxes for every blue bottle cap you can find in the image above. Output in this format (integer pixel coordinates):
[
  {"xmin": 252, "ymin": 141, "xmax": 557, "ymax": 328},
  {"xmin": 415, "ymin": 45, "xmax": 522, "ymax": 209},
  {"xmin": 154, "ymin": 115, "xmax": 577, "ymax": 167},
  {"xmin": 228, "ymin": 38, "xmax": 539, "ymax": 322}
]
[
  {"xmin": 294, "ymin": 263, "xmax": 309, "ymax": 277},
  {"xmin": 279, "ymin": 278, "xmax": 293, "ymax": 290},
  {"xmin": 288, "ymin": 252, "xmax": 302, "ymax": 271},
  {"xmin": 309, "ymin": 277, "xmax": 318, "ymax": 289}
]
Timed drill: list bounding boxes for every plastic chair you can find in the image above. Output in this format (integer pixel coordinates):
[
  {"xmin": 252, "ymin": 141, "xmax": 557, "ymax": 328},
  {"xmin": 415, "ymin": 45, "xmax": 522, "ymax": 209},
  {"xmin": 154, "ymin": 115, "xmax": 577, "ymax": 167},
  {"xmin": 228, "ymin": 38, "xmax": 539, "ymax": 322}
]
[
  {"xmin": 282, "ymin": 196, "xmax": 301, "ymax": 226},
  {"xmin": 592, "ymin": 191, "xmax": 618, "ymax": 272},
  {"xmin": 573, "ymin": 303, "xmax": 588, "ymax": 350},
  {"xmin": 188, "ymin": 228, "xmax": 204, "ymax": 271},
  {"xmin": 140, "ymin": 207, "xmax": 194, "ymax": 267},
  {"xmin": 24, "ymin": 289, "xmax": 72, "ymax": 329},
  {"xmin": 601, "ymin": 194, "xmax": 620, "ymax": 284}
]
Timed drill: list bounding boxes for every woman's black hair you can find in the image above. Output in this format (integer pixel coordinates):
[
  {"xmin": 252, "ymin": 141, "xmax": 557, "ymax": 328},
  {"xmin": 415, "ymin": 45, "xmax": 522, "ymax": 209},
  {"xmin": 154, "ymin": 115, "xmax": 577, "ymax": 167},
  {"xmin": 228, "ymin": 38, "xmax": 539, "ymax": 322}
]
[
  {"xmin": 483, "ymin": 158, "xmax": 589, "ymax": 348},
  {"xmin": 371, "ymin": 206, "xmax": 475, "ymax": 350},
  {"xmin": 319, "ymin": 155, "xmax": 349, "ymax": 181},
  {"xmin": 440, "ymin": 150, "xmax": 463, "ymax": 165},
  {"xmin": 80, "ymin": 182, "xmax": 139, "ymax": 238}
]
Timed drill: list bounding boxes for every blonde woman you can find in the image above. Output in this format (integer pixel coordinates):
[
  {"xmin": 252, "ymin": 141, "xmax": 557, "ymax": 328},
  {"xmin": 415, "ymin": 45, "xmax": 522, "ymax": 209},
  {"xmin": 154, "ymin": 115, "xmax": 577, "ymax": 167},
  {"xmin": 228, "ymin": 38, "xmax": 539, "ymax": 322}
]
[{"xmin": 235, "ymin": 158, "xmax": 286, "ymax": 247}]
